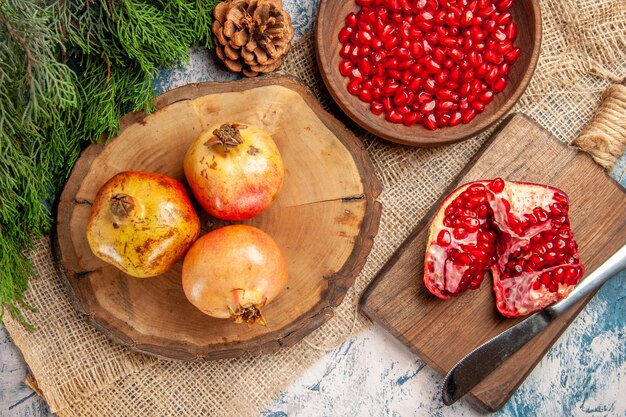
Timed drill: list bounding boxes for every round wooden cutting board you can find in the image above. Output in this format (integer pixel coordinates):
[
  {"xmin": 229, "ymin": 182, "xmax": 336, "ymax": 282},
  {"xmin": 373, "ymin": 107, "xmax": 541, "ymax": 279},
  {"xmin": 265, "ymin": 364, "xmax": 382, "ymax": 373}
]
[{"xmin": 54, "ymin": 76, "xmax": 381, "ymax": 361}]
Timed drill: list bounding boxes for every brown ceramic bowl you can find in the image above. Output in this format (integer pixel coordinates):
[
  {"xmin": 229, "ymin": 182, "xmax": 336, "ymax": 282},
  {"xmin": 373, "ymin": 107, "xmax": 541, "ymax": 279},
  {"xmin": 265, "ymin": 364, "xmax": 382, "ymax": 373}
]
[{"xmin": 315, "ymin": 0, "xmax": 542, "ymax": 147}]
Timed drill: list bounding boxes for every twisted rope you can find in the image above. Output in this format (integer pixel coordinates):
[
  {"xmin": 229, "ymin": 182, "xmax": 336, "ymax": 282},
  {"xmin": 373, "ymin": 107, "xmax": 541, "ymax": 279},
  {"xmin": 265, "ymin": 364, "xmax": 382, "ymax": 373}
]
[{"xmin": 573, "ymin": 82, "xmax": 626, "ymax": 171}]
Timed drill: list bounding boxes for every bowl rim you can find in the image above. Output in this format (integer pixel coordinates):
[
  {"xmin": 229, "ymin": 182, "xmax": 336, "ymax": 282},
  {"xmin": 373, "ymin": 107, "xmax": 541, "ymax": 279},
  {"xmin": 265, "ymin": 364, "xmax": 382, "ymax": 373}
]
[{"xmin": 315, "ymin": 0, "xmax": 543, "ymax": 147}]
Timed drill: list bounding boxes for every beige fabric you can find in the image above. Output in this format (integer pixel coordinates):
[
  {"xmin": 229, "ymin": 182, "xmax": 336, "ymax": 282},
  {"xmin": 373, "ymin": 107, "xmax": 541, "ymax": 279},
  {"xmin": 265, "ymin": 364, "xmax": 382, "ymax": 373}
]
[{"xmin": 3, "ymin": 1, "xmax": 626, "ymax": 416}]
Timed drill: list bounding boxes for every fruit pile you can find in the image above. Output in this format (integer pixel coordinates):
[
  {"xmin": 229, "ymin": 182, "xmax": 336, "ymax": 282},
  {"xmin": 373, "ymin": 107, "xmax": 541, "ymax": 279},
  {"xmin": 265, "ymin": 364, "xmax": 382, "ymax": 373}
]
[
  {"xmin": 87, "ymin": 123, "xmax": 287, "ymax": 326},
  {"xmin": 423, "ymin": 178, "xmax": 584, "ymax": 317},
  {"xmin": 338, "ymin": 0, "xmax": 520, "ymax": 129}
]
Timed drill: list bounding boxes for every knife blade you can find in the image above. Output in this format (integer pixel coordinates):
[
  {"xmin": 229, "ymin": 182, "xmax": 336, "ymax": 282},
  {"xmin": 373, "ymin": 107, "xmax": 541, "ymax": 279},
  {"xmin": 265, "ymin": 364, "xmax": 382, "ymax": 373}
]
[{"xmin": 442, "ymin": 244, "xmax": 626, "ymax": 406}]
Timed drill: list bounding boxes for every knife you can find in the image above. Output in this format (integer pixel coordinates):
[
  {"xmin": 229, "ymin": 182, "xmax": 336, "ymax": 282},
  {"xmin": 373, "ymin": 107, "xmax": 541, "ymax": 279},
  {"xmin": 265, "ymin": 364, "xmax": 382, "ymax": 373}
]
[{"xmin": 442, "ymin": 244, "xmax": 626, "ymax": 406}]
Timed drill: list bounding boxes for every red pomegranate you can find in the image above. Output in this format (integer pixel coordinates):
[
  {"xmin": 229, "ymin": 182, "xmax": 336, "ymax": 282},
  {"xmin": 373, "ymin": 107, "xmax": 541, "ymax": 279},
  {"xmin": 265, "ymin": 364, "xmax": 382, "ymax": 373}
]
[{"xmin": 423, "ymin": 178, "xmax": 584, "ymax": 317}]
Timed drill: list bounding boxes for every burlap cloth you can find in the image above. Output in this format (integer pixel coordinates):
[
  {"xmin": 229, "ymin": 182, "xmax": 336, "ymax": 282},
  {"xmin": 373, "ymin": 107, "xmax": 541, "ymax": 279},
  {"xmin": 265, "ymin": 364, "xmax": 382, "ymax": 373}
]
[{"xmin": 3, "ymin": 1, "xmax": 626, "ymax": 416}]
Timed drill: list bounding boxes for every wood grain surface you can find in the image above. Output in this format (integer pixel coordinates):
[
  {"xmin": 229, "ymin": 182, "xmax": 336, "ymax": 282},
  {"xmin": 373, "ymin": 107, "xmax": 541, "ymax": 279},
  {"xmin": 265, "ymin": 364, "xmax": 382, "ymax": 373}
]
[
  {"xmin": 315, "ymin": 0, "xmax": 541, "ymax": 146},
  {"xmin": 360, "ymin": 113, "xmax": 626, "ymax": 411},
  {"xmin": 54, "ymin": 76, "xmax": 381, "ymax": 361}
]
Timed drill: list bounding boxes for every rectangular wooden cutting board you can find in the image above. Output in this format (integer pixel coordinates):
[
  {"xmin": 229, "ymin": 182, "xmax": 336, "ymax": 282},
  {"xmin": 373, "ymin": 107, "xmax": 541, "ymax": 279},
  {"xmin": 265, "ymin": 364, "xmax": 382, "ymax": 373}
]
[{"xmin": 360, "ymin": 113, "xmax": 626, "ymax": 411}]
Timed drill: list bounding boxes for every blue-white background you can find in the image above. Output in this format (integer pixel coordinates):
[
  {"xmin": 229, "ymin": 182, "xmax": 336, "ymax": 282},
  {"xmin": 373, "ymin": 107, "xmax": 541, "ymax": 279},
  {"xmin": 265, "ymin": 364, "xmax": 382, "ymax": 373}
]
[{"xmin": 2, "ymin": 1, "xmax": 625, "ymax": 416}]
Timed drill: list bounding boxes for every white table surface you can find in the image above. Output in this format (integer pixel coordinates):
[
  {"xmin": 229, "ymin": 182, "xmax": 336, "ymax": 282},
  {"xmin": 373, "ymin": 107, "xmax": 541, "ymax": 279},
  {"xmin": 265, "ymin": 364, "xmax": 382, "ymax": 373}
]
[{"xmin": 2, "ymin": 1, "xmax": 625, "ymax": 416}]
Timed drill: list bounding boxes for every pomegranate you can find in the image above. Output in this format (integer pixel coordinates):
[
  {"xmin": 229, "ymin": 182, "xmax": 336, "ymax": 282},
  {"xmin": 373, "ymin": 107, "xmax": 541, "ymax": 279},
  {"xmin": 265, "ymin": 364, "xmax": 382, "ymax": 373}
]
[
  {"xmin": 86, "ymin": 171, "xmax": 200, "ymax": 278},
  {"xmin": 184, "ymin": 123, "xmax": 284, "ymax": 221},
  {"xmin": 182, "ymin": 225, "xmax": 288, "ymax": 326},
  {"xmin": 423, "ymin": 178, "xmax": 584, "ymax": 317},
  {"xmin": 338, "ymin": 0, "xmax": 520, "ymax": 129}
]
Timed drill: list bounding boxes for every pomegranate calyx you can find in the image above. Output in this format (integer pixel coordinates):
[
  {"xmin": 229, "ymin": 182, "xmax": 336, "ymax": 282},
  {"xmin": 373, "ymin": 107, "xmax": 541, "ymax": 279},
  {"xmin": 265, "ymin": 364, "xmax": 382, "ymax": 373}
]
[
  {"xmin": 229, "ymin": 303, "xmax": 267, "ymax": 327},
  {"xmin": 110, "ymin": 193, "xmax": 135, "ymax": 219},
  {"xmin": 423, "ymin": 178, "xmax": 584, "ymax": 317},
  {"xmin": 205, "ymin": 123, "xmax": 247, "ymax": 151}
]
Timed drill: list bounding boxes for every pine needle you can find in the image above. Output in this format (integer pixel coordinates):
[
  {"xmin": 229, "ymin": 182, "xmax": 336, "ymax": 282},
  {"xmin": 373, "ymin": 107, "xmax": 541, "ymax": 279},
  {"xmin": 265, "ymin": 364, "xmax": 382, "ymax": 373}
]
[{"xmin": 0, "ymin": 0, "xmax": 220, "ymax": 325}]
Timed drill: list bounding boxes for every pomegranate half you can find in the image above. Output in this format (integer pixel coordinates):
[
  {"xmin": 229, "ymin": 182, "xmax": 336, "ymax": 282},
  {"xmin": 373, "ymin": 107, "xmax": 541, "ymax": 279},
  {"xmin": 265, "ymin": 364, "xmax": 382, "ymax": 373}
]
[{"xmin": 423, "ymin": 178, "xmax": 584, "ymax": 317}]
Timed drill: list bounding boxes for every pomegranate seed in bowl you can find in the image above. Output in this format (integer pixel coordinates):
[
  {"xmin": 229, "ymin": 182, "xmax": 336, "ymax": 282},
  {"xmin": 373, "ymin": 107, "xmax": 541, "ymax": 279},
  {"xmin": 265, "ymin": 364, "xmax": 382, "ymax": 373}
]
[{"xmin": 339, "ymin": 0, "xmax": 520, "ymax": 130}]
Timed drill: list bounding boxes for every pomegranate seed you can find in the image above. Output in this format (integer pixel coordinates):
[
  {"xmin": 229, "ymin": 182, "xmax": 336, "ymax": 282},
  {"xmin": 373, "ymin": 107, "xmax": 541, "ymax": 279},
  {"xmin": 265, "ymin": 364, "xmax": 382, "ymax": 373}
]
[
  {"xmin": 505, "ymin": 22, "xmax": 518, "ymax": 41},
  {"xmin": 499, "ymin": 62, "xmax": 511, "ymax": 75},
  {"xmin": 380, "ymin": 23, "xmax": 395, "ymax": 41},
  {"xmin": 423, "ymin": 77, "xmax": 437, "ymax": 94},
  {"xmin": 346, "ymin": 12, "xmax": 358, "ymax": 28},
  {"xmin": 339, "ymin": 26, "xmax": 354, "ymax": 43},
  {"xmin": 382, "ymin": 82, "xmax": 401, "ymax": 96},
  {"xmin": 498, "ymin": 11, "xmax": 513, "ymax": 25},
  {"xmin": 504, "ymin": 47, "xmax": 521, "ymax": 64},
  {"xmin": 484, "ymin": 49, "xmax": 501, "ymax": 64},
  {"xmin": 437, "ymin": 112, "xmax": 451, "ymax": 127},
  {"xmin": 371, "ymin": 101, "xmax": 384, "ymax": 115},
  {"xmin": 564, "ymin": 267, "xmax": 581, "ymax": 285},
  {"xmin": 396, "ymin": 105, "xmax": 411, "ymax": 115},
  {"xmin": 347, "ymin": 79, "xmax": 361, "ymax": 95},
  {"xmin": 488, "ymin": 178, "xmax": 505, "ymax": 193},
  {"xmin": 496, "ymin": 0, "xmax": 513, "ymax": 12},
  {"xmin": 553, "ymin": 192, "xmax": 568, "ymax": 204},
  {"xmin": 470, "ymin": 26, "xmax": 486, "ymax": 42},
  {"xmin": 357, "ymin": 30, "xmax": 374, "ymax": 45},
  {"xmin": 339, "ymin": 60, "xmax": 353, "ymax": 77},
  {"xmin": 425, "ymin": 58, "xmax": 442, "ymax": 73},
  {"xmin": 466, "ymin": 51, "xmax": 480, "ymax": 68},
  {"xmin": 474, "ymin": 62, "xmax": 488, "ymax": 77},
  {"xmin": 384, "ymin": 35, "xmax": 400, "ymax": 50},
  {"xmin": 382, "ymin": 97, "xmax": 393, "ymax": 112},
  {"xmin": 424, "ymin": 113, "xmax": 437, "ymax": 130},
  {"xmin": 453, "ymin": 227, "xmax": 468, "ymax": 239},
  {"xmin": 478, "ymin": 90, "xmax": 494, "ymax": 104},
  {"xmin": 403, "ymin": 112, "xmax": 419, "ymax": 126},
  {"xmin": 387, "ymin": 69, "xmax": 402, "ymax": 79},
  {"xmin": 479, "ymin": 4, "xmax": 496, "ymax": 17},
  {"xmin": 485, "ymin": 66, "xmax": 499, "ymax": 83},
  {"xmin": 339, "ymin": 0, "xmax": 521, "ymax": 130},
  {"xmin": 437, "ymin": 230, "xmax": 452, "ymax": 246},
  {"xmin": 420, "ymin": 99, "xmax": 436, "ymax": 114},
  {"xmin": 408, "ymin": 76, "xmax": 423, "ymax": 91},
  {"xmin": 417, "ymin": 20, "xmax": 434, "ymax": 31},
  {"xmin": 437, "ymin": 100, "xmax": 455, "ymax": 111},
  {"xmin": 417, "ymin": 91, "xmax": 433, "ymax": 104},
  {"xmin": 435, "ymin": 70, "xmax": 449, "ymax": 84},
  {"xmin": 433, "ymin": 47, "xmax": 446, "ymax": 63},
  {"xmin": 456, "ymin": 253, "xmax": 473, "ymax": 265},
  {"xmin": 358, "ymin": 58, "xmax": 373, "ymax": 76},
  {"xmin": 492, "ymin": 76, "xmax": 507, "ymax": 92},
  {"xmin": 492, "ymin": 27, "xmax": 507, "ymax": 42},
  {"xmin": 393, "ymin": 89, "xmax": 413, "ymax": 105},
  {"xmin": 359, "ymin": 88, "xmax": 373, "ymax": 102},
  {"xmin": 385, "ymin": 110, "xmax": 403, "ymax": 123},
  {"xmin": 384, "ymin": 57, "xmax": 401, "ymax": 69}
]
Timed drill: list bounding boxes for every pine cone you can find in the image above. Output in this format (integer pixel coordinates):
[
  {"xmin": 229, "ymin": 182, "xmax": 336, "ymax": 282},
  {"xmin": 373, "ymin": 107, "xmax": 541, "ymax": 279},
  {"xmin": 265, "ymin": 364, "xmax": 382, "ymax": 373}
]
[{"xmin": 212, "ymin": 0, "xmax": 295, "ymax": 77}]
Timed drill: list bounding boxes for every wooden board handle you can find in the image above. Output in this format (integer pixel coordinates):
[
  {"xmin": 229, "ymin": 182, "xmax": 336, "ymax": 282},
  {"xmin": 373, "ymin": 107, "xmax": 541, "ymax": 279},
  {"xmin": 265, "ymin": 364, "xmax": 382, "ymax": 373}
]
[{"xmin": 572, "ymin": 80, "xmax": 626, "ymax": 171}]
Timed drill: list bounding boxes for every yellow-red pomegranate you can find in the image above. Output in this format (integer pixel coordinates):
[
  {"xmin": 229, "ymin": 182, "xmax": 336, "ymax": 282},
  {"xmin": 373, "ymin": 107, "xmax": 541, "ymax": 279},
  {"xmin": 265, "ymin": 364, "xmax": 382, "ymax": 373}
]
[
  {"xmin": 86, "ymin": 171, "xmax": 200, "ymax": 278},
  {"xmin": 184, "ymin": 123, "xmax": 284, "ymax": 221},
  {"xmin": 182, "ymin": 225, "xmax": 288, "ymax": 326},
  {"xmin": 423, "ymin": 178, "xmax": 584, "ymax": 317}
]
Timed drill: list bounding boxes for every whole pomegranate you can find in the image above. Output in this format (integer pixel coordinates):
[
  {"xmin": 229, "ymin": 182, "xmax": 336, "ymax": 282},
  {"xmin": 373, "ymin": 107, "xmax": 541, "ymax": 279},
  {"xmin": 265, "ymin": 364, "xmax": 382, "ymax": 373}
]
[
  {"xmin": 182, "ymin": 225, "xmax": 288, "ymax": 326},
  {"xmin": 423, "ymin": 178, "xmax": 584, "ymax": 317},
  {"xmin": 184, "ymin": 122, "xmax": 284, "ymax": 221},
  {"xmin": 86, "ymin": 171, "xmax": 200, "ymax": 278}
]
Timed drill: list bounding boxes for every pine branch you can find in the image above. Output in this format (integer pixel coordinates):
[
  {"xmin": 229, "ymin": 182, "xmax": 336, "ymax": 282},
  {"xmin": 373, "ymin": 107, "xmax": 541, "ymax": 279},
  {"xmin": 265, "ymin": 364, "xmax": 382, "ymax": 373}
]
[{"xmin": 0, "ymin": 0, "xmax": 220, "ymax": 325}]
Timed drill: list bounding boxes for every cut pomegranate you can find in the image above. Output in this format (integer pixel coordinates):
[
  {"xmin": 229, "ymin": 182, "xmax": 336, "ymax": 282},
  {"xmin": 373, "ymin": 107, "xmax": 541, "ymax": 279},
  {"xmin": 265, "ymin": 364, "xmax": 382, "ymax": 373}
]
[{"xmin": 423, "ymin": 178, "xmax": 584, "ymax": 317}]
